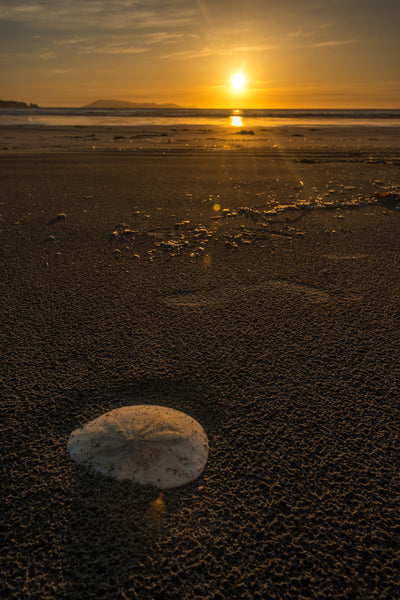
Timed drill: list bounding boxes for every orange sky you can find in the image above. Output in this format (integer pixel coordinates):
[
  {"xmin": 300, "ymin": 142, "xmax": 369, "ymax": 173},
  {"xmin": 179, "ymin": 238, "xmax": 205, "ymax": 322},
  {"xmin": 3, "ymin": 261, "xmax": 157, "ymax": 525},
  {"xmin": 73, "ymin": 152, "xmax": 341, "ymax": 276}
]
[{"xmin": 1, "ymin": 0, "xmax": 399, "ymax": 108}]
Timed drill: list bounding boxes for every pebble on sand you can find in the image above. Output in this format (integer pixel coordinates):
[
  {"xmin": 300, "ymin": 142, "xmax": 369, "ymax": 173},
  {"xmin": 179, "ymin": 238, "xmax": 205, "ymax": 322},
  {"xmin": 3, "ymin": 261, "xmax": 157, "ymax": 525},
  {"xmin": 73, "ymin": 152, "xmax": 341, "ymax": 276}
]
[
  {"xmin": 47, "ymin": 213, "xmax": 67, "ymax": 226},
  {"xmin": 67, "ymin": 405, "xmax": 209, "ymax": 489}
]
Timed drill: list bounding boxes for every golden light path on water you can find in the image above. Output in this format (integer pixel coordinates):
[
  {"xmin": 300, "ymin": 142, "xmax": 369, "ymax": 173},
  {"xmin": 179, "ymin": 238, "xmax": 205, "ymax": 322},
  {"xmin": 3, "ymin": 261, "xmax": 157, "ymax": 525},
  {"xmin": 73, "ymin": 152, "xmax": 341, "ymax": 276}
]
[{"xmin": 230, "ymin": 115, "xmax": 243, "ymax": 127}]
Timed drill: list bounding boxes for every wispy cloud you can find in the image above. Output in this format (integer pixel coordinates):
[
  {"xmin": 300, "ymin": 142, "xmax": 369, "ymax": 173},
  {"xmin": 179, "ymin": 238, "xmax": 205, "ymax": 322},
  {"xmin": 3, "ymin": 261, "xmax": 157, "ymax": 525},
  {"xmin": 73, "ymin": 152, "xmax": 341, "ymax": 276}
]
[
  {"xmin": 81, "ymin": 44, "xmax": 148, "ymax": 55},
  {"xmin": 288, "ymin": 29, "xmax": 317, "ymax": 38},
  {"xmin": 162, "ymin": 42, "xmax": 276, "ymax": 60},
  {"xmin": 0, "ymin": 0, "xmax": 196, "ymax": 31},
  {"xmin": 0, "ymin": 3, "xmax": 43, "ymax": 18},
  {"xmin": 37, "ymin": 50, "xmax": 55, "ymax": 59},
  {"xmin": 53, "ymin": 37, "xmax": 86, "ymax": 46},
  {"xmin": 309, "ymin": 39, "xmax": 360, "ymax": 48},
  {"xmin": 0, "ymin": 0, "xmax": 200, "ymax": 63},
  {"xmin": 288, "ymin": 22, "xmax": 333, "ymax": 38},
  {"xmin": 144, "ymin": 31, "xmax": 194, "ymax": 45},
  {"xmin": 49, "ymin": 31, "xmax": 193, "ymax": 55}
]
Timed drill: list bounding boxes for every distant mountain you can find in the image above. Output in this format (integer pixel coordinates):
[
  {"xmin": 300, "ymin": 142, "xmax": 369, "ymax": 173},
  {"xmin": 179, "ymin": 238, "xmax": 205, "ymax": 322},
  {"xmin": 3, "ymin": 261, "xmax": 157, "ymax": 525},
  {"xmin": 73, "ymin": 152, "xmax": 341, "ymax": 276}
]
[
  {"xmin": 83, "ymin": 99, "xmax": 184, "ymax": 109},
  {"xmin": 0, "ymin": 100, "xmax": 39, "ymax": 108}
]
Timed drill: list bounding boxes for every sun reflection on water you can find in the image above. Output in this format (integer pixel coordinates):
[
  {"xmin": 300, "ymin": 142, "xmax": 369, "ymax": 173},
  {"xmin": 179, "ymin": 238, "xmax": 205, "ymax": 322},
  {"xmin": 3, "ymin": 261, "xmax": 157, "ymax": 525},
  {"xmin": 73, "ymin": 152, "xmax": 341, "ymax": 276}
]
[{"xmin": 230, "ymin": 116, "xmax": 243, "ymax": 127}]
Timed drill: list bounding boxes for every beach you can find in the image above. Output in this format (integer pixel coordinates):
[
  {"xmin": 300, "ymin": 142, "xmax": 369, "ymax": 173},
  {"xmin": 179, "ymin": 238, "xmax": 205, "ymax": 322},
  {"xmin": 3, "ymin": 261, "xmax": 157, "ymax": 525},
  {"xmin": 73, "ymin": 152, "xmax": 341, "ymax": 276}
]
[{"xmin": 2, "ymin": 124, "xmax": 400, "ymax": 599}]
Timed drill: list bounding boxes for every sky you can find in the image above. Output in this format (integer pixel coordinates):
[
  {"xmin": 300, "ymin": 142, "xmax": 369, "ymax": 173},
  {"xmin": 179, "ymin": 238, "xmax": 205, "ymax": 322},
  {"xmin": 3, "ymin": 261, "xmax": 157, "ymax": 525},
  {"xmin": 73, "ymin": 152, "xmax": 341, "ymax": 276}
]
[{"xmin": 0, "ymin": 0, "xmax": 399, "ymax": 108}]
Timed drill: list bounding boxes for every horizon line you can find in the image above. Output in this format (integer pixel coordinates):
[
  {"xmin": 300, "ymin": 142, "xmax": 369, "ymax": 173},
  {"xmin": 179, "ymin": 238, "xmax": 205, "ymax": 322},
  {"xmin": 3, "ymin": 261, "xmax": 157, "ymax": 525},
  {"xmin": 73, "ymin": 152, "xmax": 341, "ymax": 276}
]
[{"xmin": 5, "ymin": 105, "xmax": 400, "ymax": 111}]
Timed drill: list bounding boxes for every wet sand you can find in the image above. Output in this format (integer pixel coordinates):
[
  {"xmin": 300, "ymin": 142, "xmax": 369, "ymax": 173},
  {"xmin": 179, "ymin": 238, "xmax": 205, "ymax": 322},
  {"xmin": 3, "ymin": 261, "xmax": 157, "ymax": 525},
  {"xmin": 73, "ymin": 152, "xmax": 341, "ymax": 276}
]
[
  {"xmin": 2, "ymin": 127, "xmax": 400, "ymax": 599},
  {"xmin": 2, "ymin": 122, "xmax": 400, "ymax": 155}
]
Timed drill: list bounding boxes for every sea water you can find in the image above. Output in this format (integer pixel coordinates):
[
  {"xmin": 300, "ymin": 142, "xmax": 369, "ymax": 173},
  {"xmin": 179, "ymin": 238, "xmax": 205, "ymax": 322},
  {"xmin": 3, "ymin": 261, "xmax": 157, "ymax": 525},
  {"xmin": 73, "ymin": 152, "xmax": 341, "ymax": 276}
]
[{"xmin": 1, "ymin": 107, "xmax": 400, "ymax": 128}]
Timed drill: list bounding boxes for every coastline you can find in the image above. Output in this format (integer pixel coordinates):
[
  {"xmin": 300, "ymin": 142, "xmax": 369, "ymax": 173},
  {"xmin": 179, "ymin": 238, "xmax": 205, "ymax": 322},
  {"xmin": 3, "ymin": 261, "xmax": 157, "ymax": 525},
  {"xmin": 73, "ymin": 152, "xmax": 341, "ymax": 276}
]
[{"xmin": 2, "ymin": 125, "xmax": 400, "ymax": 599}]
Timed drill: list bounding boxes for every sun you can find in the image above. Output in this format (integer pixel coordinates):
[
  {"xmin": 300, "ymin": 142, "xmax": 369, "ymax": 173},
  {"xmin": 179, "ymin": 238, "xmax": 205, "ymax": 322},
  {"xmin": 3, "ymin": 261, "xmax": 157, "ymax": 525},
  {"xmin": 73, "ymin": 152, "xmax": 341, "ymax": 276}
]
[{"xmin": 231, "ymin": 72, "xmax": 246, "ymax": 91}]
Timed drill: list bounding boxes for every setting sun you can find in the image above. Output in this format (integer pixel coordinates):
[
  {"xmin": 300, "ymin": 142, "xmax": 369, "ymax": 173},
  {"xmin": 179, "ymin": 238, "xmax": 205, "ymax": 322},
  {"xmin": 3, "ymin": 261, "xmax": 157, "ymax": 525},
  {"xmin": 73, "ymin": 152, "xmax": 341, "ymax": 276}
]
[{"xmin": 231, "ymin": 73, "xmax": 246, "ymax": 91}]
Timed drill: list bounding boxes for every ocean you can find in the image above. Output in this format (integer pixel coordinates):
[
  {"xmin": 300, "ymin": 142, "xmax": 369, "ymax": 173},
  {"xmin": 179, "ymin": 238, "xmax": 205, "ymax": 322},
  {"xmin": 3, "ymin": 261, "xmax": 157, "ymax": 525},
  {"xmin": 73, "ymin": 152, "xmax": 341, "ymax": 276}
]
[{"xmin": 1, "ymin": 107, "xmax": 400, "ymax": 127}]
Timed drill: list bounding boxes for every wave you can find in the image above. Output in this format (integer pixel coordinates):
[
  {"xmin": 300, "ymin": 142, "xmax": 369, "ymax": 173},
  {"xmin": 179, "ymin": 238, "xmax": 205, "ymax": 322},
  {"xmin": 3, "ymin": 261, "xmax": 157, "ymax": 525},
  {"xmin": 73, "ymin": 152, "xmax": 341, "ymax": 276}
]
[
  {"xmin": 1, "ymin": 107, "xmax": 399, "ymax": 127},
  {"xmin": 1, "ymin": 107, "xmax": 400, "ymax": 118}
]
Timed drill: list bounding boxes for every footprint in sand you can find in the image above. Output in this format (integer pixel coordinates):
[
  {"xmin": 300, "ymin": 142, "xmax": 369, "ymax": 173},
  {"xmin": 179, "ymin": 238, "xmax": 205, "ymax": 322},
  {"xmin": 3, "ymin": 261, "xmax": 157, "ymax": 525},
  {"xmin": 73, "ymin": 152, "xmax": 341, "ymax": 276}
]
[
  {"xmin": 264, "ymin": 280, "xmax": 331, "ymax": 303},
  {"xmin": 160, "ymin": 288, "xmax": 220, "ymax": 308},
  {"xmin": 326, "ymin": 253, "xmax": 368, "ymax": 261},
  {"xmin": 160, "ymin": 280, "xmax": 361, "ymax": 309},
  {"xmin": 257, "ymin": 280, "xmax": 362, "ymax": 304},
  {"xmin": 161, "ymin": 281, "xmax": 330, "ymax": 307}
]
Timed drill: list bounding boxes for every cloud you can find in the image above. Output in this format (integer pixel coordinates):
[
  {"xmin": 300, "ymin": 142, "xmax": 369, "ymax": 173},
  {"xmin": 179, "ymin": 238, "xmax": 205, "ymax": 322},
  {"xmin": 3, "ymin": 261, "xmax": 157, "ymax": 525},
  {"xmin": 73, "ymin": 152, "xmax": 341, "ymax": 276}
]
[
  {"xmin": 53, "ymin": 37, "xmax": 86, "ymax": 46},
  {"xmin": 162, "ymin": 42, "xmax": 276, "ymax": 60},
  {"xmin": 81, "ymin": 44, "xmax": 148, "ymax": 55},
  {"xmin": 0, "ymin": 48, "xmax": 53, "ymax": 63},
  {"xmin": 0, "ymin": 0, "xmax": 196, "ymax": 31},
  {"xmin": 288, "ymin": 29, "xmax": 317, "ymax": 38},
  {"xmin": 0, "ymin": 0, "xmax": 201, "ymax": 64},
  {"xmin": 0, "ymin": 3, "xmax": 43, "ymax": 18},
  {"xmin": 38, "ymin": 50, "xmax": 55, "ymax": 59},
  {"xmin": 309, "ymin": 39, "xmax": 360, "ymax": 47},
  {"xmin": 46, "ymin": 31, "xmax": 194, "ymax": 56},
  {"xmin": 144, "ymin": 31, "xmax": 194, "ymax": 45}
]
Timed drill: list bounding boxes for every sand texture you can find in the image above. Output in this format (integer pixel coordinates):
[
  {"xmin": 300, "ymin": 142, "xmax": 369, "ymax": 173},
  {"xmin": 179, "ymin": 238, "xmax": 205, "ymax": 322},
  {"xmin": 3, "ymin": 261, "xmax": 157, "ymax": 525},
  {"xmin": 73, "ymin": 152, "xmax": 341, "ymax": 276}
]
[{"xmin": 1, "ymin": 126, "xmax": 400, "ymax": 599}]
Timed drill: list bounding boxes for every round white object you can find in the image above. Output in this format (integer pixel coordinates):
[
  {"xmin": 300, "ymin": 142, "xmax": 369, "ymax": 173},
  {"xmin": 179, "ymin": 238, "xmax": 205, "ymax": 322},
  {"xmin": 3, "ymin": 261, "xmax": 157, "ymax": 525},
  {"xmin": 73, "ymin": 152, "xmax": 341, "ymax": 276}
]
[{"xmin": 67, "ymin": 405, "xmax": 209, "ymax": 489}]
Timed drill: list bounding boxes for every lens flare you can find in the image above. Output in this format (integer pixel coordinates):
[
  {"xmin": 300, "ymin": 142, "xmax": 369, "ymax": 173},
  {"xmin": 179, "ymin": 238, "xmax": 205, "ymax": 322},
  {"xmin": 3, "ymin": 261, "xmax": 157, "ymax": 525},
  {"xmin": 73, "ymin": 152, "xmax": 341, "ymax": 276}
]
[{"xmin": 146, "ymin": 492, "xmax": 166, "ymax": 530}]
